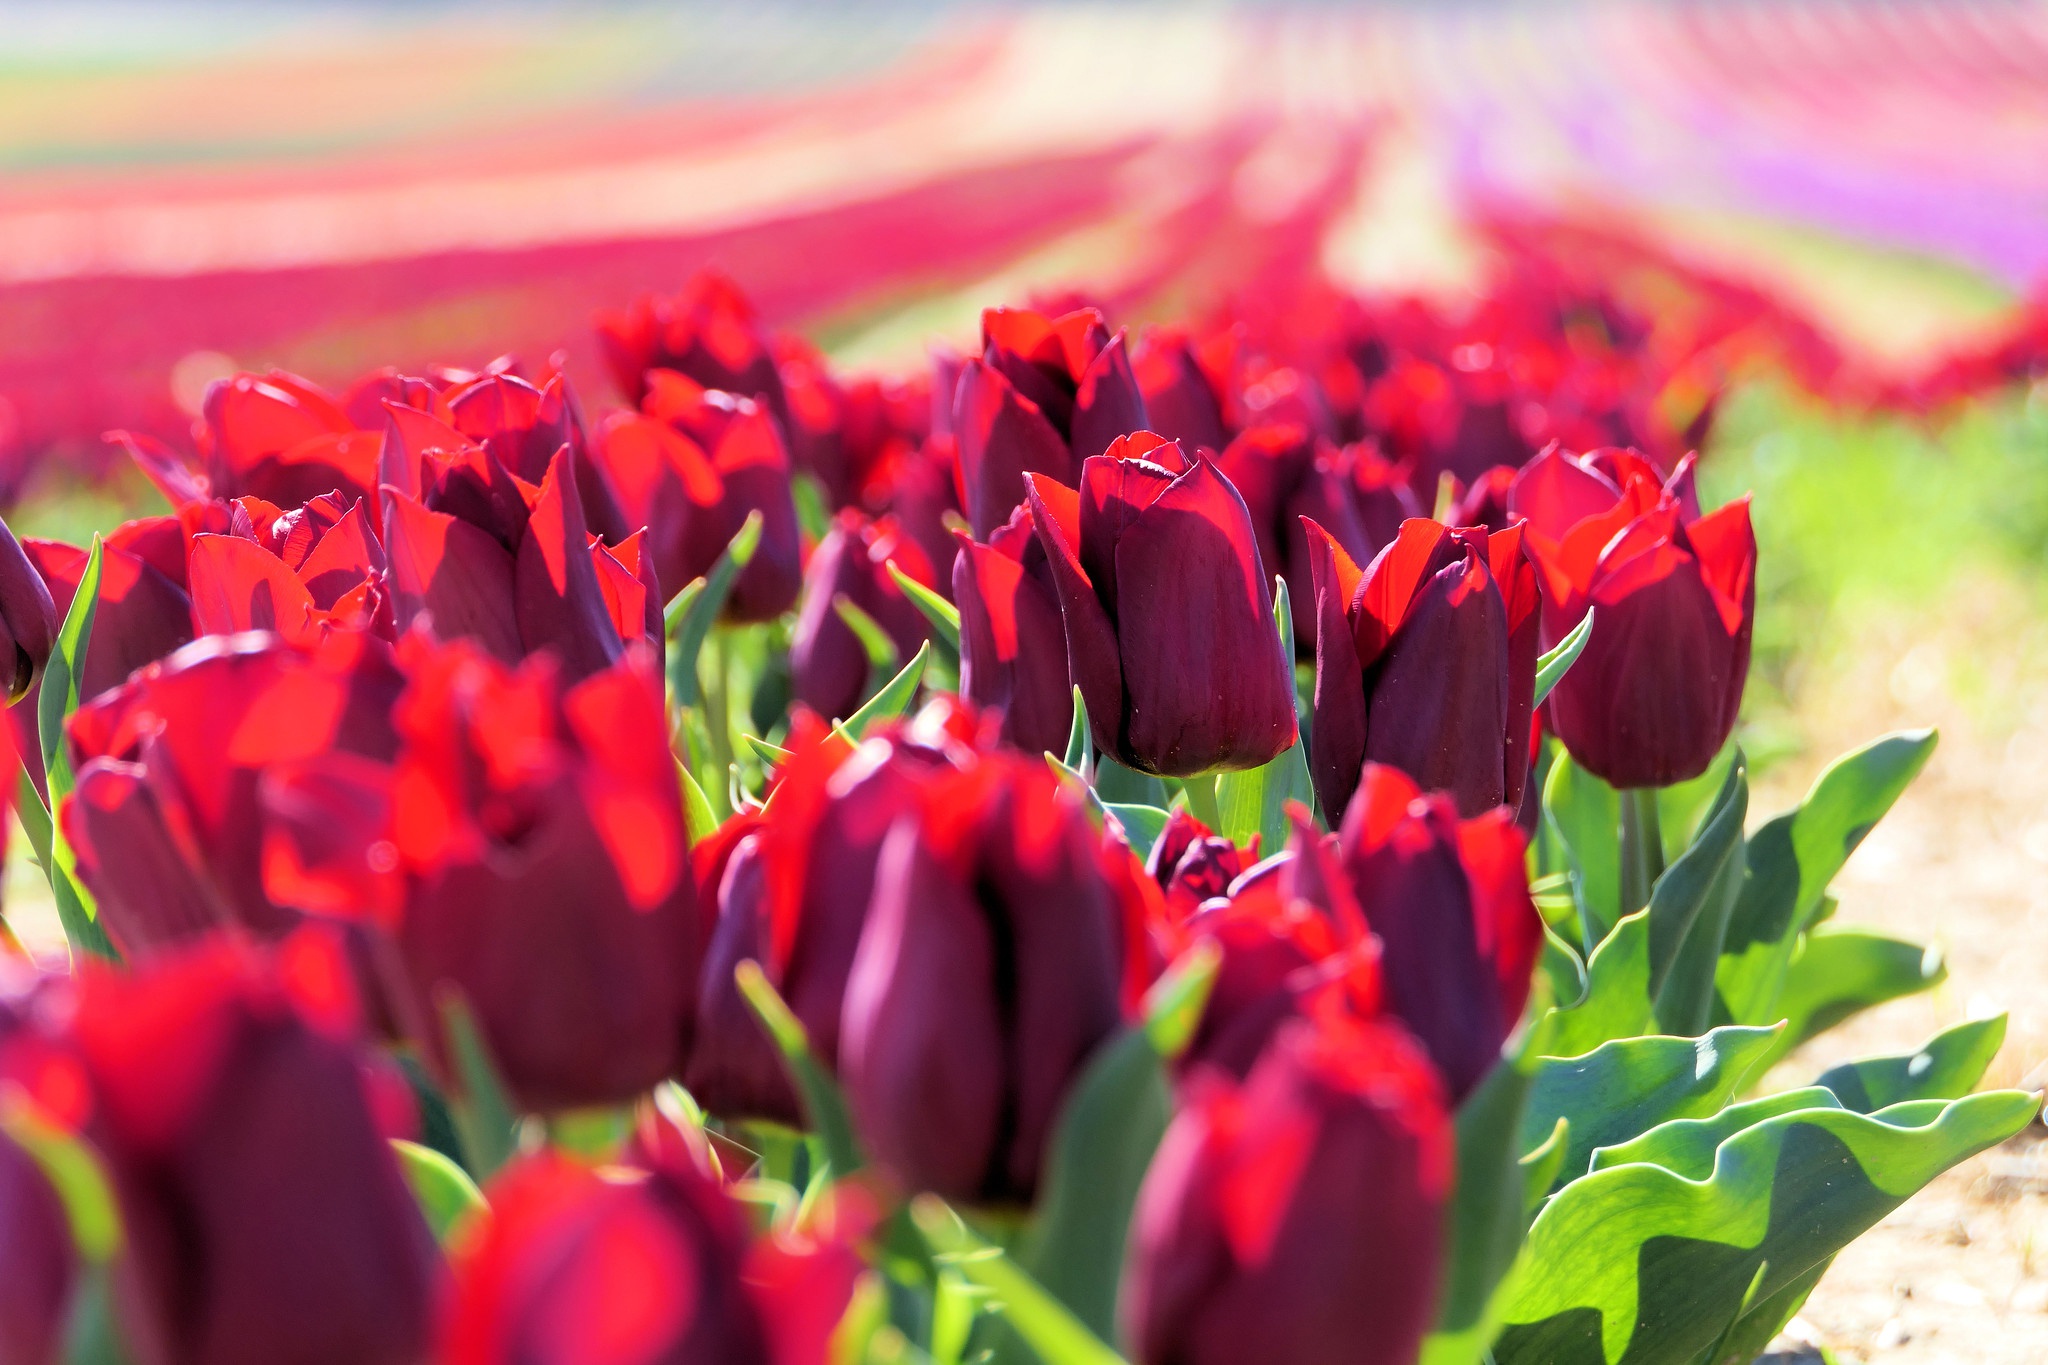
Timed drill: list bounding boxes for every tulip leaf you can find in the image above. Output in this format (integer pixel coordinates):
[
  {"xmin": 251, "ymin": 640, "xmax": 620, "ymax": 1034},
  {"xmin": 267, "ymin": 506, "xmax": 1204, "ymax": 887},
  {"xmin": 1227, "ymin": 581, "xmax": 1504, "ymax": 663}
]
[
  {"xmin": 1644, "ymin": 754, "xmax": 1746, "ymax": 1036},
  {"xmin": 665, "ymin": 510, "xmax": 762, "ymax": 708},
  {"xmin": 1093, "ymin": 755, "xmax": 1167, "ymax": 808},
  {"xmin": 1544, "ymin": 910, "xmax": 1653, "ymax": 1057},
  {"xmin": 1814, "ymin": 1014, "xmax": 2004, "ymax": 1114},
  {"xmin": 1532, "ymin": 608, "xmax": 1595, "ymax": 707},
  {"xmin": 1654, "ymin": 742, "xmax": 1738, "ymax": 866},
  {"xmin": 743, "ymin": 733, "xmax": 793, "ymax": 766},
  {"xmin": 1539, "ymin": 922, "xmax": 1587, "ymax": 1012},
  {"xmin": 887, "ymin": 560, "xmax": 962, "ymax": 654},
  {"xmin": 842, "ymin": 640, "xmax": 930, "ymax": 737},
  {"xmin": 677, "ymin": 759, "xmax": 720, "ymax": 846},
  {"xmin": 734, "ymin": 960, "xmax": 864, "ymax": 1179},
  {"xmin": 15, "ymin": 768, "xmax": 116, "ymax": 964},
  {"xmin": 1102, "ymin": 803, "xmax": 1169, "ymax": 861},
  {"xmin": 0, "ymin": 1093, "xmax": 122, "ymax": 1262},
  {"xmin": 1543, "ymin": 751, "xmax": 1621, "ymax": 954},
  {"xmin": 391, "ymin": 1139, "xmax": 487, "ymax": 1245},
  {"xmin": 1519, "ymin": 1025, "xmax": 1784, "ymax": 1188},
  {"xmin": 1141, "ymin": 939, "xmax": 1222, "ymax": 1061},
  {"xmin": 1214, "ymin": 741, "xmax": 1312, "ymax": 853},
  {"xmin": 913, "ymin": 1197, "xmax": 1131, "ymax": 1365},
  {"xmin": 1715, "ymin": 729, "xmax": 1936, "ymax": 1028},
  {"xmin": 1740, "ymin": 926, "xmax": 1947, "ymax": 1080},
  {"xmin": 1493, "ymin": 1088, "xmax": 2036, "ymax": 1365},
  {"xmin": 832, "ymin": 595, "xmax": 902, "ymax": 701},
  {"xmin": 435, "ymin": 987, "xmax": 521, "ymax": 1181},
  {"xmin": 1062, "ymin": 686, "xmax": 1094, "ymax": 775}
]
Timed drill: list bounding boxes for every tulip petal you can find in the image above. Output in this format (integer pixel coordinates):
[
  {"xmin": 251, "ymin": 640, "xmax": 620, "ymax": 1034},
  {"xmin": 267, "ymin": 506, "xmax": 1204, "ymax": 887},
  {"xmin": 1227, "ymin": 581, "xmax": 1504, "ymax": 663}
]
[
  {"xmin": 954, "ymin": 361, "xmax": 1075, "ymax": 539},
  {"xmin": 296, "ymin": 499, "xmax": 385, "ymax": 612},
  {"xmin": 381, "ymin": 489, "xmax": 523, "ymax": 662},
  {"xmin": 67, "ymin": 759, "xmax": 228, "ymax": 955},
  {"xmin": 1070, "ymin": 330, "xmax": 1148, "ymax": 462},
  {"xmin": 187, "ymin": 534, "xmax": 321, "ymax": 647},
  {"xmin": 1024, "ymin": 474, "xmax": 1125, "ymax": 763},
  {"xmin": 513, "ymin": 451, "xmax": 625, "ymax": 682},
  {"xmin": 1682, "ymin": 495, "xmax": 1757, "ymax": 636},
  {"xmin": 1303, "ymin": 517, "xmax": 1369, "ymax": 825}
]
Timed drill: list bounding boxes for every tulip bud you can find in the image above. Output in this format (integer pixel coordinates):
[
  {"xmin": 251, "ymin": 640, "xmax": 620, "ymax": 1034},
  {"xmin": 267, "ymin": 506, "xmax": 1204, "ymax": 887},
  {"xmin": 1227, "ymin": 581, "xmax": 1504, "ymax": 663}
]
[
  {"xmin": 1145, "ymin": 807, "xmax": 1250, "ymax": 921},
  {"xmin": 789, "ymin": 511, "xmax": 936, "ymax": 723},
  {"xmin": 1304, "ymin": 516, "xmax": 1540, "ymax": 821},
  {"xmin": 840, "ymin": 754, "xmax": 1127, "ymax": 1203},
  {"xmin": 1336, "ymin": 764, "xmax": 1542, "ymax": 1099},
  {"xmin": 71, "ymin": 933, "xmax": 437, "ymax": 1365},
  {"xmin": 0, "ymin": 515, "xmax": 58, "ymax": 704},
  {"xmin": 1121, "ymin": 1014, "xmax": 1452, "ymax": 1365},
  {"xmin": 1025, "ymin": 434, "xmax": 1297, "ymax": 778},
  {"xmin": 951, "ymin": 505, "xmax": 1074, "ymax": 758},
  {"xmin": 1507, "ymin": 446, "xmax": 1755, "ymax": 788}
]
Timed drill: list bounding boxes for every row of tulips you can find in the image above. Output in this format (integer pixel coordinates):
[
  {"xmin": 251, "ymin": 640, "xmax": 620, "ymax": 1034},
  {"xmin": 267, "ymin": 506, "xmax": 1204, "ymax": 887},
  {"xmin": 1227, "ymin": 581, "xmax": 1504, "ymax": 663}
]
[{"xmin": 0, "ymin": 269, "xmax": 2027, "ymax": 1365}]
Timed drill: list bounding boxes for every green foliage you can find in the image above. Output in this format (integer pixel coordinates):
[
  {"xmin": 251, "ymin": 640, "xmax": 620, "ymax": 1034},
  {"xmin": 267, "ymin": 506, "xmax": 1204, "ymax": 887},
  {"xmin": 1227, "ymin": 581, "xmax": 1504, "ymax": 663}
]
[
  {"xmin": 665, "ymin": 511, "xmax": 762, "ymax": 708},
  {"xmin": 1533, "ymin": 608, "xmax": 1595, "ymax": 706},
  {"xmin": 435, "ymin": 988, "xmax": 521, "ymax": 1180},
  {"xmin": 391, "ymin": 1139, "xmax": 487, "ymax": 1244},
  {"xmin": 1214, "ymin": 578, "xmax": 1313, "ymax": 851},
  {"xmin": 734, "ymin": 961, "xmax": 865, "ymax": 1180},
  {"xmin": 841, "ymin": 641, "xmax": 930, "ymax": 738}
]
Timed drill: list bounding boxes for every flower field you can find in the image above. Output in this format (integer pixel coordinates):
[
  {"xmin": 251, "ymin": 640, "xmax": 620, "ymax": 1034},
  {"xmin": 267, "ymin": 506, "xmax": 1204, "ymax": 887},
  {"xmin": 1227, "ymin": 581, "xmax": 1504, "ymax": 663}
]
[{"xmin": 0, "ymin": 6, "xmax": 2044, "ymax": 1365}]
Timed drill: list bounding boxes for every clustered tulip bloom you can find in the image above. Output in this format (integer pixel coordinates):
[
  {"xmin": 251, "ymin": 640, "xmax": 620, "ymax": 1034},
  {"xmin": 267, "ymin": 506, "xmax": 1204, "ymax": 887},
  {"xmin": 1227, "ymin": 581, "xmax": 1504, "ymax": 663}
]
[
  {"xmin": 951, "ymin": 504, "xmax": 1074, "ymax": 758},
  {"xmin": 790, "ymin": 510, "xmax": 939, "ymax": 722}
]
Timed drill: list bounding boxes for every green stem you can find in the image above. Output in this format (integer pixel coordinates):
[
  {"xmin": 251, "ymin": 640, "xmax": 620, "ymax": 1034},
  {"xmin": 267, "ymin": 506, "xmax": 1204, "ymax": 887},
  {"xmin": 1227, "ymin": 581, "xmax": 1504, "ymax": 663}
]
[
  {"xmin": 1182, "ymin": 771, "xmax": 1223, "ymax": 832},
  {"xmin": 1619, "ymin": 787, "xmax": 1665, "ymax": 917}
]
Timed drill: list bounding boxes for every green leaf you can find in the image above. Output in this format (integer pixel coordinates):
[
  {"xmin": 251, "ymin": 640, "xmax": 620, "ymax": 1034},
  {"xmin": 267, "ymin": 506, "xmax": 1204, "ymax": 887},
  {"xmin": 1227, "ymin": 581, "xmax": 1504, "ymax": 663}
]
[
  {"xmin": 1214, "ymin": 578, "xmax": 1312, "ymax": 853},
  {"xmin": 676, "ymin": 705, "xmax": 731, "ymax": 822},
  {"xmin": 664, "ymin": 511, "xmax": 762, "ymax": 708},
  {"xmin": 1532, "ymin": 608, "xmax": 1595, "ymax": 707},
  {"xmin": 1734, "ymin": 926, "xmax": 1949, "ymax": 1083},
  {"xmin": 677, "ymin": 758, "xmax": 721, "ymax": 846},
  {"xmin": 1716, "ymin": 730, "xmax": 1936, "ymax": 1027},
  {"xmin": 1062, "ymin": 685, "xmax": 1093, "ymax": 774},
  {"xmin": 887, "ymin": 561, "xmax": 961, "ymax": 654},
  {"xmin": 1102, "ymin": 803, "xmax": 1169, "ymax": 861},
  {"xmin": 1544, "ymin": 751, "xmax": 1621, "ymax": 954},
  {"xmin": 1141, "ymin": 939, "xmax": 1222, "ymax": 1061},
  {"xmin": 1540, "ymin": 923, "xmax": 1588, "ymax": 1013},
  {"xmin": 743, "ymin": 733, "xmax": 793, "ymax": 766},
  {"xmin": 913, "ymin": 1197, "xmax": 1130, "ymax": 1365},
  {"xmin": 832, "ymin": 594, "xmax": 902, "ymax": 705},
  {"xmin": 1654, "ymin": 742, "xmax": 1738, "ymax": 866},
  {"xmin": 842, "ymin": 640, "xmax": 930, "ymax": 737},
  {"xmin": 1494, "ymin": 1089, "xmax": 2037, "ymax": 1365},
  {"xmin": 391, "ymin": 1138, "xmax": 487, "ymax": 1244},
  {"xmin": 29, "ymin": 536, "xmax": 117, "ymax": 962},
  {"xmin": 436, "ymin": 988, "xmax": 521, "ymax": 1181},
  {"xmin": 0, "ymin": 1096, "xmax": 121, "ymax": 1262},
  {"xmin": 1545, "ymin": 911, "xmax": 1653, "ymax": 1057},
  {"xmin": 1093, "ymin": 755, "xmax": 1167, "ymax": 808},
  {"xmin": 734, "ymin": 960, "xmax": 863, "ymax": 1179},
  {"xmin": 1814, "ymin": 1015, "xmax": 2004, "ymax": 1114},
  {"xmin": 1645, "ymin": 755, "xmax": 1747, "ymax": 1036},
  {"xmin": 1520, "ymin": 1025, "xmax": 1784, "ymax": 1187}
]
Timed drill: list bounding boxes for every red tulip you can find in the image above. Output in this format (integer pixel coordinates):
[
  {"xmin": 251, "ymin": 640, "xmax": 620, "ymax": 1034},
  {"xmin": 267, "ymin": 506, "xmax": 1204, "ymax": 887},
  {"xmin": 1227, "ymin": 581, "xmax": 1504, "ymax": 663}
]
[
  {"xmin": 953, "ymin": 307, "xmax": 1147, "ymax": 537},
  {"xmin": 0, "ymin": 1127, "xmax": 74, "ymax": 1365},
  {"xmin": 193, "ymin": 371, "xmax": 381, "ymax": 508},
  {"xmin": 1215, "ymin": 424, "xmax": 1372, "ymax": 649},
  {"xmin": 0, "ymin": 515, "xmax": 58, "ymax": 704},
  {"xmin": 1507, "ymin": 445, "xmax": 1754, "ymax": 788},
  {"xmin": 184, "ymin": 494, "xmax": 391, "ymax": 647},
  {"xmin": 1144, "ymin": 807, "xmax": 1252, "ymax": 921},
  {"xmin": 1332, "ymin": 439, "xmax": 1422, "ymax": 554},
  {"xmin": 594, "ymin": 370, "xmax": 801, "ymax": 620},
  {"xmin": 952, "ymin": 504, "xmax": 1074, "ymax": 758},
  {"xmin": 443, "ymin": 369, "xmax": 630, "ymax": 545},
  {"xmin": 596, "ymin": 270, "xmax": 786, "ymax": 421},
  {"xmin": 1304, "ymin": 516, "xmax": 1540, "ymax": 821},
  {"xmin": 840, "ymin": 752, "xmax": 1129, "ymax": 1203},
  {"xmin": 71, "ymin": 932, "xmax": 437, "ymax": 1365},
  {"xmin": 789, "ymin": 511, "xmax": 936, "ymax": 723},
  {"xmin": 1336, "ymin": 764, "xmax": 1542, "ymax": 1099},
  {"xmin": 443, "ymin": 1147, "xmax": 863, "ymax": 1365},
  {"xmin": 384, "ymin": 642, "xmax": 700, "ymax": 1113},
  {"xmin": 1121, "ymin": 1013, "xmax": 1452, "ymax": 1365},
  {"xmin": 777, "ymin": 341, "xmax": 933, "ymax": 509},
  {"xmin": 1131, "ymin": 325, "xmax": 1231, "ymax": 456},
  {"xmin": 1445, "ymin": 464, "xmax": 1519, "ymax": 532},
  {"xmin": 1025, "ymin": 434, "xmax": 1298, "ymax": 777}
]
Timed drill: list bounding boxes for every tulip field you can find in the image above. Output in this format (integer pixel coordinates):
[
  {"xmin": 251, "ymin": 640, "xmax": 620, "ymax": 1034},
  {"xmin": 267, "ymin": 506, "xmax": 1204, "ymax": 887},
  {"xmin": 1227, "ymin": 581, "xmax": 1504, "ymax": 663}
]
[{"xmin": 2, "ymin": 5, "xmax": 2046, "ymax": 1365}]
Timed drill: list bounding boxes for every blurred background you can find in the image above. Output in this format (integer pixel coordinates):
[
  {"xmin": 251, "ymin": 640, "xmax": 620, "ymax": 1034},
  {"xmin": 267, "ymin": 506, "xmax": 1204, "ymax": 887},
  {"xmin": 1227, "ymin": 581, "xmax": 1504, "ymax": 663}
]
[{"xmin": 4, "ymin": 4, "xmax": 2048, "ymax": 1359}]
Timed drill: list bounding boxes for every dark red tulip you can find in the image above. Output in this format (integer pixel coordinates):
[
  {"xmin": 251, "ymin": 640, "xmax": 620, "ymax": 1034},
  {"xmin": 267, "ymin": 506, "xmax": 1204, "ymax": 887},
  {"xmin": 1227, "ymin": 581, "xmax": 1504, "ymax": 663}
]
[
  {"xmin": 385, "ymin": 642, "xmax": 699, "ymax": 1113},
  {"xmin": 444, "ymin": 369, "xmax": 630, "ymax": 545},
  {"xmin": 1446, "ymin": 465, "xmax": 1519, "ymax": 532},
  {"xmin": 1507, "ymin": 445, "xmax": 1755, "ymax": 788},
  {"xmin": 1026, "ymin": 433, "xmax": 1297, "ymax": 777},
  {"xmin": 1131, "ymin": 325, "xmax": 1231, "ymax": 456},
  {"xmin": 185, "ymin": 495, "xmax": 391, "ymax": 647},
  {"xmin": 777, "ymin": 341, "xmax": 933, "ymax": 509},
  {"xmin": 840, "ymin": 752, "xmax": 1128, "ymax": 1203},
  {"xmin": 789, "ymin": 511, "xmax": 936, "ymax": 723},
  {"xmin": 1336, "ymin": 763, "xmax": 1542, "ymax": 1099},
  {"xmin": 193, "ymin": 371, "xmax": 381, "ymax": 508},
  {"xmin": 952, "ymin": 504, "xmax": 1074, "ymax": 758},
  {"xmin": 65, "ymin": 631, "xmax": 406, "ymax": 956},
  {"xmin": 443, "ymin": 1146, "xmax": 863, "ymax": 1365},
  {"xmin": 1145, "ymin": 807, "xmax": 1252, "ymax": 922},
  {"xmin": 1121, "ymin": 1013, "xmax": 1452, "ymax": 1365},
  {"xmin": 1215, "ymin": 424, "xmax": 1372, "ymax": 649},
  {"xmin": 687, "ymin": 705, "xmax": 983, "ymax": 1125},
  {"xmin": 596, "ymin": 270, "xmax": 786, "ymax": 422},
  {"xmin": 1304, "ymin": 515, "xmax": 1540, "ymax": 821},
  {"xmin": 72, "ymin": 932, "xmax": 437, "ymax": 1365},
  {"xmin": 0, "ymin": 515, "xmax": 58, "ymax": 704},
  {"xmin": 953, "ymin": 307, "xmax": 1147, "ymax": 537},
  {"xmin": 0, "ymin": 1127, "xmax": 74, "ymax": 1365},
  {"xmin": 594, "ymin": 371, "xmax": 801, "ymax": 620},
  {"xmin": 1332, "ymin": 439, "xmax": 1422, "ymax": 551}
]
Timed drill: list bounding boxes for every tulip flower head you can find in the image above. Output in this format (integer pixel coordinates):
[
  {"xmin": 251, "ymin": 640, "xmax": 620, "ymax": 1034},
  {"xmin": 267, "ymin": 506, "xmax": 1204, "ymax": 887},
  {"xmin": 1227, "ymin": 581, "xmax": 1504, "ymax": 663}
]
[
  {"xmin": 951, "ymin": 503, "xmax": 1074, "ymax": 758},
  {"xmin": 0, "ymin": 515, "xmax": 59, "ymax": 703}
]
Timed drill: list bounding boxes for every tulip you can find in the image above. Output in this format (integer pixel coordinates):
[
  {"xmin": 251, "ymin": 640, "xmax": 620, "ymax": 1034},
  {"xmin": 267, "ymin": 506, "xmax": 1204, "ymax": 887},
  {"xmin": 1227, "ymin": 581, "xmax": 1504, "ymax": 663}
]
[
  {"xmin": 1025, "ymin": 434, "xmax": 1297, "ymax": 778},
  {"xmin": 593, "ymin": 371, "xmax": 802, "ymax": 620},
  {"xmin": 185, "ymin": 494, "xmax": 391, "ymax": 647},
  {"xmin": 1130, "ymin": 325, "xmax": 1230, "ymax": 455},
  {"xmin": 0, "ymin": 515, "xmax": 58, "ymax": 704},
  {"xmin": 22, "ymin": 527, "xmax": 192, "ymax": 705},
  {"xmin": 194, "ymin": 371, "xmax": 381, "ymax": 508},
  {"xmin": 686, "ymin": 707, "xmax": 975, "ymax": 1124},
  {"xmin": 1303, "ymin": 516, "xmax": 1540, "ymax": 821},
  {"xmin": 1121, "ymin": 1013, "xmax": 1452, "ymax": 1365},
  {"xmin": 1144, "ymin": 807, "xmax": 1251, "ymax": 921},
  {"xmin": 1336, "ymin": 763, "xmax": 1542, "ymax": 1099},
  {"xmin": 951, "ymin": 504, "xmax": 1073, "ymax": 758},
  {"xmin": 65, "ymin": 631, "xmax": 406, "ymax": 956},
  {"xmin": 443, "ymin": 1147, "xmax": 863, "ymax": 1365},
  {"xmin": 1215, "ymin": 424, "xmax": 1372, "ymax": 648},
  {"xmin": 777, "ymin": 340, "xmax": 934, "ymax": 509},
  {"xmin": 953, "ymin": 307, "xmax": 1147, "ymax": 537},
  {"xmin": 840, "ymin": 752, "xmax": 1127, "ymax": 1203},
  {"xmin": 596, "ymin": 270, "xmax": 786, "ymax": 421},
  {"xmin": 1446, "ymin": 464, "xmax": 1519, "ymax": 532},
  {"xmin": 386, "ymin": 642, "xmax": 700, "ymax": 1113},
  {"xmin": 71, "ymin": 932, "xmax": 437, "ymax": 1365},
  {"xmin": 443, "ymin": 369, "xmax": 630, "ymax": 545},
  {"xmin": 1507, "ymin": 445, "xmax": 1754, "ymax": 788},
  {"xmin": 1332, "ymin": 439, "xmax": 1422, "ymax": 554},
  {"xmin": 789, "ymin": 511, "xmax": 936, "ymax": 723},
  {"xmin": 0, "ymin": 1128, "xmax": 74, "ymax": 1365}
]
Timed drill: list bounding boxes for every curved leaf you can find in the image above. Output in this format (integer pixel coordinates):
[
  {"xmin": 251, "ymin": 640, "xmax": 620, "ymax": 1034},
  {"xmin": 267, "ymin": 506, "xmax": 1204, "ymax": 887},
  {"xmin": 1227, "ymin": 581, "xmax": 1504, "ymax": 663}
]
[
  {"xmin": 664, "ymin": 511, "xmax": 761, "ymax": 707},
  {"xmin": 734, "ymin": 961, "xmax": 864, "ymax": 1179},
  {"xmin": 1740, "ymin": 926, "xmax": 1947, "ymax": 1080},
  {"xmin": 1543, "ymin": 751, "xmax": 1621, "ymax": 953},
  {"xmin": 887, "ymin": 560, "xmax": 961, "ymax": 654},
  {"xmin": 841, "ymin": 640, "xmax": 930, "ymax": 737},
  {"xmin": 1545, "ymin": 911, "xmax": 1652, "ymax": 1058},
  {"xmin": 1533, "ymin": 608, "xmax": 1594, "ymax": 707},
  {"xmin": 1647, "ymin": 755, "xmax": 1747, "ymax": 1036},
  {"xmin": 391, "ymin": 1138, "xmax": 487, "ymax": 1244},
  {"xmin": 1814, "ymin": 1015, "xmax": 2005, "ymax": 1114},
  {"xmin": 914, "ymin": 1197, "xmax": 1130, "ymax": 1365}
]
